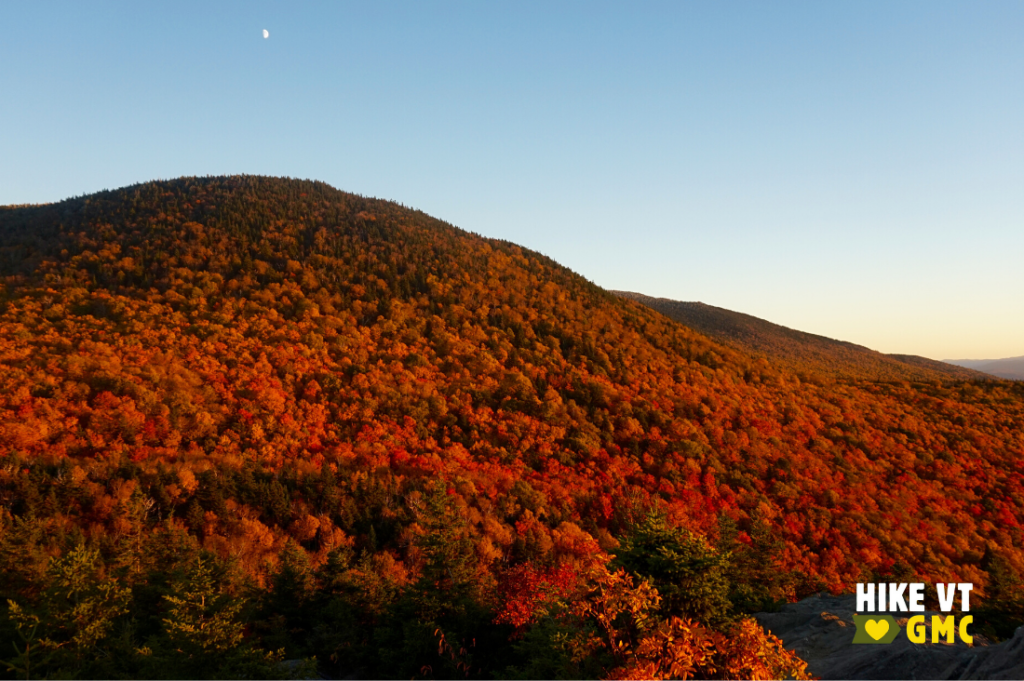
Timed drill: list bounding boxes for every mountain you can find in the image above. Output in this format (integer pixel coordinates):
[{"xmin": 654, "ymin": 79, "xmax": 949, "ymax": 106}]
[
  {"xmin": 613, "ymin": 291, "xmax": 991, "ymax": 382},
  {"xmin": 0, "ymin": 177, "xmax": 1022, "ymax": 679},
  {"xmin": 946, "ymin": 356, "xmax": 1024, "ymax": 381}
]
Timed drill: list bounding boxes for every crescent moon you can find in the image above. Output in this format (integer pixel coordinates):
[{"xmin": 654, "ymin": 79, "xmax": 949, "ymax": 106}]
[{"xmin": 263, "ymin": 29, "xmax": 269, "ymax": 39}]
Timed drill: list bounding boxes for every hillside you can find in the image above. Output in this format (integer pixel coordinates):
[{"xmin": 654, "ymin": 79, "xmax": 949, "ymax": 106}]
[
  {"xmin": 613, "ymin": 291, "xmax": 991, "ymax": 382},
  {"xmin": 1, "ymin": 176, "xmax": 1022, "ymax": 679},
  {"xmin": 947, "ymin": 356, "xmax": 1024, "ymax": 381}
]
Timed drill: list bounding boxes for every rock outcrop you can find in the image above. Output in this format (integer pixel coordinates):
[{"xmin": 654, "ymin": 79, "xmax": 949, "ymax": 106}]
[{"xmin": 755, "ymin": 593, "xmax": 1024, "ymax": 680}]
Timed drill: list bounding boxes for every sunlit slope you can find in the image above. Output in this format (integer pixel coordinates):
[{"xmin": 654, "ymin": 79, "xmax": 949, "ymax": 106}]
[{"xmin": 1, "ymin": 175, "xmax": 1023, "ymax": 596}]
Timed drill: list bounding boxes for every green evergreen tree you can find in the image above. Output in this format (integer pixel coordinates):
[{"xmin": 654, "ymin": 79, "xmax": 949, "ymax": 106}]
[
  {"xmin": 143, "ymin": 556, "xmax": 282, "ymax": 679},
  {"xmin": 613, "ymin": 513, "xmax": 732, "ymax": 626}
]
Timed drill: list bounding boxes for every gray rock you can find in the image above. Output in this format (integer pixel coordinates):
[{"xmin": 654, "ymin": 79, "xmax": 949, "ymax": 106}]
[{"xmin": 754, "ymin": 593, "xmax": 1024, "ymax": 680}]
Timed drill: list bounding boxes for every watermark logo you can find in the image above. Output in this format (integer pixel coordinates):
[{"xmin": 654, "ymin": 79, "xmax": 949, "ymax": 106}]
[
  {"xmin": 851, "ymin": 614, "xmax": 900, "ymax": 644},
  {"xmin": 851, "ymin": 583, "xmax": 973, "ymax": 645}
]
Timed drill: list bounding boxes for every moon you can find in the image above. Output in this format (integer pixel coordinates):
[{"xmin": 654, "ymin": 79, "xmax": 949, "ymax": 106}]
[{"xmin": 263, "ymin": 29, "xmax": 269, "ymax": 39}]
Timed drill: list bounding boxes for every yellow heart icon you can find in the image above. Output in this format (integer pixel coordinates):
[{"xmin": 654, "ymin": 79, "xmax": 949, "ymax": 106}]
[{"xmin": 864, "ymin": 619, "xmax": 889, "ymax": 641}]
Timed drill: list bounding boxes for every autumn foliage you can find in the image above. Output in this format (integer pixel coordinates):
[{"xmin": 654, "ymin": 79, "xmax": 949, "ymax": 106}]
[{"xmin": 0, "ymin": 176, "xmax": 1022, "ymax": 677}]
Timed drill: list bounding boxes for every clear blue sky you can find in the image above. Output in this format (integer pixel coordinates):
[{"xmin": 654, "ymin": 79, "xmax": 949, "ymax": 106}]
[{"xmin": 2, "ymin": 1, "xmax": 1022, "ymax": 360}]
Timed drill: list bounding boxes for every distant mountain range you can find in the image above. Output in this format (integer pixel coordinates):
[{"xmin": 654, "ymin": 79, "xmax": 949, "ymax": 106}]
[
  {"xmin": 613, "ymin": 291, "xmax": 993, "ymax": 383},
  {"xmin": 945, "ymin": 356, "xmax": 1024, "ymax": 381}
]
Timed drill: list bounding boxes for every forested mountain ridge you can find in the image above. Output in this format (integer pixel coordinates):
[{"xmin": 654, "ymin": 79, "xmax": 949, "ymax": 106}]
[
  {"xmin": 1, "ymin": 176, "xmax": 1022, "ymax": 679},
  {"xmin": 946, "ymin": 355, "xmax": 1024, "ymax": 381},
  {"xmin": 613, "ymin": 291, "xmax": 991, "ymax": 383}
]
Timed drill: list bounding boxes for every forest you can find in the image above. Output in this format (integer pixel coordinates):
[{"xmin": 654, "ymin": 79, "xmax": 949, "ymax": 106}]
[{"xmin": 0, "ymin": 176, "xmax": 1021, "ymax": 679}]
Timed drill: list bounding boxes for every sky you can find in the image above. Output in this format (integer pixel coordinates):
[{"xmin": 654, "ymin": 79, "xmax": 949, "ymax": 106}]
[{"xmin": 2, "ymin": 1, "xmax": 1022, "ymax": 360}]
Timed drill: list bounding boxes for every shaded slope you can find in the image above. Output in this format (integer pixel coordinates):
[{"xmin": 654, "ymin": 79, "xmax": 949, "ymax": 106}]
[
  {"xmin": 613, "ymin": 291, "xmax": 990, "ymax": 382},
  {"xmin": 946, "ymin": 356, "xmax": 1024, "ymax": 381}
]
